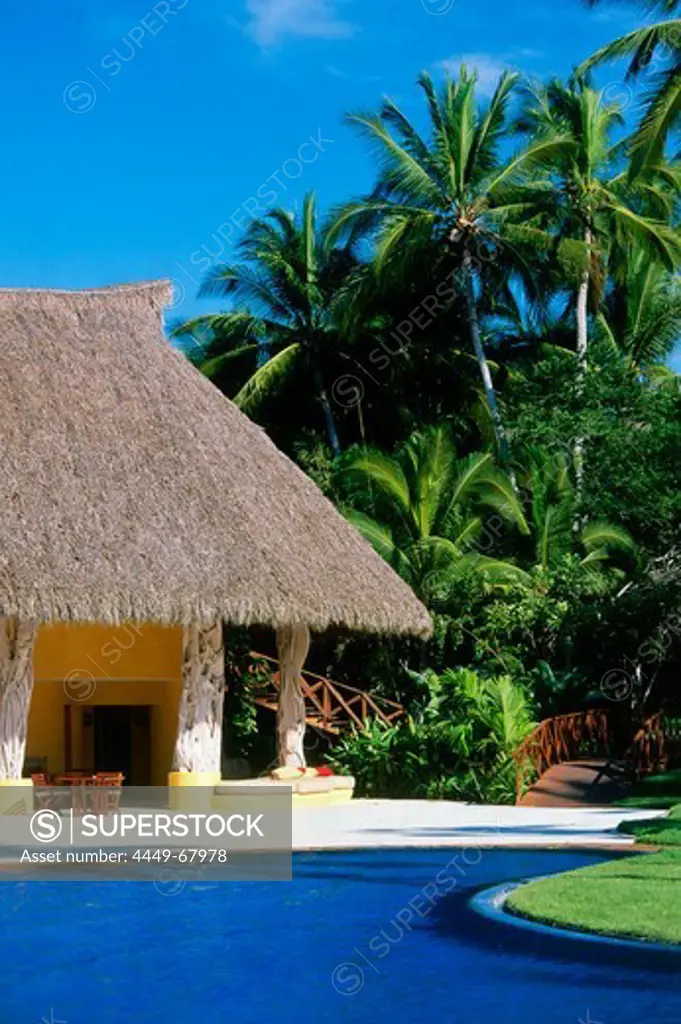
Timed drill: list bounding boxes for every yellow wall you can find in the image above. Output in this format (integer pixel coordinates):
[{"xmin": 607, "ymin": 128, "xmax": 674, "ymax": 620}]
[{"xmin": 27, "ymin": 623, "xmax": 183, "ymax": 785}]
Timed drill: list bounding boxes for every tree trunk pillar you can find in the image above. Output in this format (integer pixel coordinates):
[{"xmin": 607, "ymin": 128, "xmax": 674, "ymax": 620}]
[
  {"xmin": 171, "ymin": 621, "xmax": 225, "ymax": 778},
  {"xmin": 0, "ymin": 619, "xmax": 38, "ymax": 780},
  {"xmin": 276, "ymin": 624, "xmax": 310, "ymax": 768}
]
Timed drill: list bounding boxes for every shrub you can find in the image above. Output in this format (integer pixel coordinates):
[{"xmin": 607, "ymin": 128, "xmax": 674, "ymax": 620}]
[{"xmin": 327, "ymin": 669, "xmax": 536, "ymax": 803}]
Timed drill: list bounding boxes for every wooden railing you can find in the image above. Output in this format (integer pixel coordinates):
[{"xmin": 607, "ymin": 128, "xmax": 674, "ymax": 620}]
[
  {"xmin": 626, "ymin": 711, "xmax": 678, "ymax": 780},
  {"xmin": 248, "ymin": 652, "xmax": 406, "ymax": 735},
  {"xmin": 513, "ymin": 707, "xmax": 679, "ymax": 803},
  {"xmin": 512, "ymin": 709, "xmax": 611, "ymax": 804}
]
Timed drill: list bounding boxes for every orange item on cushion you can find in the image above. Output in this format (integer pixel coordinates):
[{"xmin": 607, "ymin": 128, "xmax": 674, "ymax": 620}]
[{"xmin": 270, "ymin": 766, "xmax": 305, "ymax": 780}]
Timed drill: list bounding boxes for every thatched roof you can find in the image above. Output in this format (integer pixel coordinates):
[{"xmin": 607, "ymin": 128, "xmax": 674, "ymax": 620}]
[{"xmin": 0, "ymin": 281, "xmax": 431, "ymax": 637}]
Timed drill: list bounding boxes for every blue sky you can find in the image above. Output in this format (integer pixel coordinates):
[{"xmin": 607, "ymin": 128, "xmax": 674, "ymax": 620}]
[{"xmin": 1, "ymin": 0, "xmax": 677, "ymax": 365}]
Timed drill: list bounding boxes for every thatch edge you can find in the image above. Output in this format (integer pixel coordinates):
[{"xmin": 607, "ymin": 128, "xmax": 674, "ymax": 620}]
[
  {"xmin": 0, "ymin": 592, "xmax": 432, "ymax": 638},
  {"xmin": 0, "ymin": 280, "xmax": 171, "ymax": 299}
]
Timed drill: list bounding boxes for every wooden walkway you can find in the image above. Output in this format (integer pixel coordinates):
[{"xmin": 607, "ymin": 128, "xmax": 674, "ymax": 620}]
[
  {"xmin": 519, "ymin": 758, "xmax": 631, "ymax": 807},
  {"xmin": 515, "ymin": 708, "xmax": 677, "ymax": 807}
]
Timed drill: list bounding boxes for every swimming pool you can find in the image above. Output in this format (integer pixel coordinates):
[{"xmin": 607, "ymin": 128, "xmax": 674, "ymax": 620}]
[{"xmin": 1, "ymin": 848, "xmax": 679, "ymax": 1023}]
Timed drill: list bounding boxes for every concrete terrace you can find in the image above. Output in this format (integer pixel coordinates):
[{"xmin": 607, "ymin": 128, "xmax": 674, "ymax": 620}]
[{"xmin": 292, "ymin": 800, "xmax": 666, "ymax": 850}]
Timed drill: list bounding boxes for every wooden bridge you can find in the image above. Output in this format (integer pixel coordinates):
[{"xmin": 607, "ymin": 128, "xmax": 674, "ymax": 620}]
[
  {"xmin": 514, "ymin": 707, "xmax": 681, "ymax": 806},
  {"xmin": 248, "ymin": 652, "xmax": 680, "ymax": 799},
  {"xmin": 249, "ymin": 652, "xmax": 406, "ymax": 735}
]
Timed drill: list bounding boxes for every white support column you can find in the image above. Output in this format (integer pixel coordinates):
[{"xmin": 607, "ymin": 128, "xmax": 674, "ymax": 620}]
[
  {"xmin": 0, "ymin": 619, "xmax": 38, "ymax": 780},
  {"xmin": 276, "ymin": 624, "xmax": 310, "ymax": 769},
  {"xmin": 172, "ymin": 620, "xmax": 225, "ymax": 777}
]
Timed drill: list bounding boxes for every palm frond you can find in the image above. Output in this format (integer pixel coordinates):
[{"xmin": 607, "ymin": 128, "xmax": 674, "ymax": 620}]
[
  {"xmin": 475, "ymin": 467, "xmax": 531, "ymax": 533},
  {"xmin": 631, "ymin": 66, "xmax": 681, "ymax": 174},
  {"xmin": 442, "ymin": 451, "xmax": 493, "ymax": 520},
  {"xmin": 468, "ymin": 71, "xmax": 520, "ymax": 180},
  {"xmin": 344, "ymin": 510, "xmax": 415, "ymax": 582},
  {"xmin": 581, "ymin": 520, "xmax": 637, "ymax": 555},
  {"xmin": 346, "ymin": 112, "xmax": 449, "ymax": 208},
  {"xmin": 232, "ymin": 342, "xmax": 301, "ymax": 415},
  {"xmin": 577, "ymin": 21, "xmax": 681, "ymax": 79},
  {"xmin": 199, "ymin": 344, "xmax": 260, "ymax": 381},
  {"xmin": 342, "ymin": 449, "xmax": 413, "ymax": 525}
]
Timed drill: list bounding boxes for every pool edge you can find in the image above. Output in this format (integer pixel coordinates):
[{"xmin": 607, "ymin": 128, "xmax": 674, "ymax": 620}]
[{"xmin": 470, "ymin": 877, "xmax": 681, "ymax": 956}]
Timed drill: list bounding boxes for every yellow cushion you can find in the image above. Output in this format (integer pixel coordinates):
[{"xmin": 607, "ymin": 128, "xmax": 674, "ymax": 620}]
[
  {"xmin": 295, "ymin": 775, "xmax": 356, "ymax": 796},
  {"xmin": 270, "ymin": 766, "xmax": 304, "ymax": 780},
  {"xmin": 330, "ymin": 775, "xmax": 355, "ymax": 791},
  {"xmin": 296, "ymin": 777, "xmax": 334, "ymax": 794}
]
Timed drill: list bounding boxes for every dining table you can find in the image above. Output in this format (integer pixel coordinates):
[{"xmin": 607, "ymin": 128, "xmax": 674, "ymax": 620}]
[{"xmin": 49, "ymin": 773, "xmax": 125, "ymax": 814}]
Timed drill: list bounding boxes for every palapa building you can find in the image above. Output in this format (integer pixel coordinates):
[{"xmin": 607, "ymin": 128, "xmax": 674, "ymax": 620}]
[{"xmin": 0, "ymin": 281, "xmax": 430, "ymax": 788}]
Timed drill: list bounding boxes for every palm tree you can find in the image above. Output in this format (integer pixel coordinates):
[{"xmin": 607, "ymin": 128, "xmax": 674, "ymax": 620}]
[
  {"xmin": 598, "ymin": 247, "xmax": 681, "ymax": 372},
  {"xmin": 338, "ymin": 424, "xmax": 529, "ymax": 601},
  {"xmin": 328, "ymin": 66, "xmax": 573, "ymax": 465},
  {"xmin": 516, "ymin": 78, "xmax": 680, "ymax": 363},
  {"xmin": 519, "ymin": 445, "xmax": 636, "ymax": 572},
  {"xmin": 485, "ymin": 282, "xmax": 577, "ymax": 361},
  {"xmin": 170, "ymin": 313, "xmax": 261, "ymax": 400},
  {"xmin": 173, "ymin": 192, "xmax": 356, "ymax": 456},
  {"xmin": 578, "ymin": 1, "xmax": 681, "ymax": 174},
  {"xmin": 516, "ymin": 79, "xmax": 679, "ymax": 501}
]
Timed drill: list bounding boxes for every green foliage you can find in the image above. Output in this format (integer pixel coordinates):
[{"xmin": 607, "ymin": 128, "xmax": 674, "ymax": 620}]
[
  {"xmin": 578, "ymin": 6, "xmax": 681, "ymax": 174},
  {"xmin": 175, "ymin": 55, "xmax": 681, "ymax": 778},
  {"xmin": 601, "ymin": 251, "xmax": 681, "ymax": 368},
  {"xmin": 327, "ymin": 669, "xmax": 536, "ymax": 803},
  {"xmin": 473, "ymin": 561, "xmax": 604, "ymax": 697},
  {"xmin": 222, "ymin": 629, "xmax": 261, "ymax": 759},
  {"xmin": 328, "ymin": 65, "xmax": 580, "ymax": 462},
  {"xmin": 514, "ymin": 444, "xmax": 637, "ymax": 573},
  {"xmin": 173, "ymin": 192, "xmax": 361, "ymax": 455},
  {"xmin": 506, "ymin": 345, "xmax": 681, "ymax": 557},
  {"xmin": 338, "ymin": 424, "xmax": 528, "ymax": 600},
  {"xmin": 516, "ymin": 77, "xmax": 681, "ymax": 269}
]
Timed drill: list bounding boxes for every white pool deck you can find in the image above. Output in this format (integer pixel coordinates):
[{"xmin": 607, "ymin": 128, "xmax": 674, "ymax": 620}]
[{"xmin": 292, "ymin": 799, "xmax": 666, "ymax": 851}]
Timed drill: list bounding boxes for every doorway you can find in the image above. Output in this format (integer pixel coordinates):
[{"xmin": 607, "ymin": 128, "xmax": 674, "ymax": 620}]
[{"xmin": 92, "ymin": 706, "xmax": 152, "ymax": 785}]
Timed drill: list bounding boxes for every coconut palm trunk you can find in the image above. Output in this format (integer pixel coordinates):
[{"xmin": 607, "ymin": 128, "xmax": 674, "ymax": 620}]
[
  {"xmin": 276, "ymin": 624, "xmax": 310, "ymax": 768},
  {"xmin": 172, "ymin": 621, "xmax": 225, "ymax": 775},
  {"xmin": 313, "ymin": 364, "xmax": 341, "ymax": 457},
  {"xmin": 463, "ymin": 255, "xmax": 511, "ymax": 466},
  {"xmin": 574, "ymin": 228, "xmax": 593, "ymax": 507},
  {"xmin": 576, "ymin": 228, "xmax": 593, "ymax": 361},
  {"xmin": 0, "ymin": 619, "xmax": 38, "ymax": 779}
]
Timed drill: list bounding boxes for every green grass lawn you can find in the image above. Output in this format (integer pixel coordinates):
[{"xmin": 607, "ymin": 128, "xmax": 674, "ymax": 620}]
[
  {"xmin": 616, "ymin": 803, "xmax": 681, "ymax": 846},
  {"xmin": 506, "ymin": 848, "xmax": 681, "ymax": 945},
  {"xmin": 507, "ymin": 802, "xmax": 681, "ymax": 945},
  {"xmin": 616, "ymin": 768, "xmax": 681, "ymax": 809}
]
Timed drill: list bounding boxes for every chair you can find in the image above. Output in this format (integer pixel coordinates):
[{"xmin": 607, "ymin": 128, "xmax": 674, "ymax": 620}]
[
  {"xmin": 31, "ymin": 773, "xmax": 59, "ymax": 809},
  {"xmin": 92, "ymin": 773, "xmax": 124, "ymax": 814},
  {"xmin": 55, "ymin": 771, "xmax": 92, "ymax": 786},
  {"xmin": 68, "ymin": 775, "xmax": 96, "ymax": 816}
]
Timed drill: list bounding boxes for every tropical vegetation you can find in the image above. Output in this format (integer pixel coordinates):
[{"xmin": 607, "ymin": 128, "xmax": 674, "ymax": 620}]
[
  {"xmin": 327, "ymin": 668, "xmax": 536, "ymax": 803},
  {"xmin": 177, "ymin": 2, "xmax": 681, "ymax": 803},
  {"xmin": 580, "ymin": 0, "xmax": 681, "ymax": 175}
]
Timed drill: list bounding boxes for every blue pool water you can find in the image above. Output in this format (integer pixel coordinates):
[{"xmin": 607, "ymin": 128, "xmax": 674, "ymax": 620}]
[{"xmin": 1, "ymin": 848, "xmax": 680, "ymax": 1023}]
